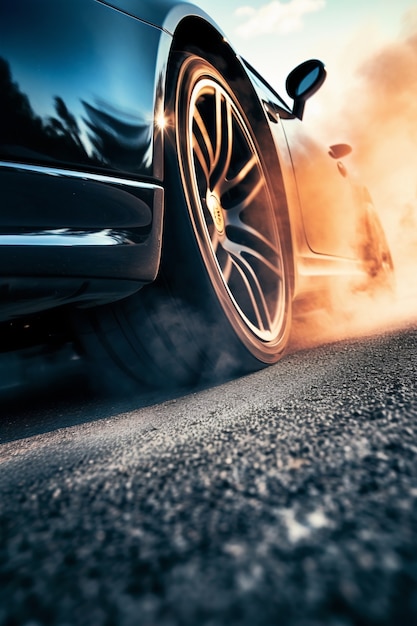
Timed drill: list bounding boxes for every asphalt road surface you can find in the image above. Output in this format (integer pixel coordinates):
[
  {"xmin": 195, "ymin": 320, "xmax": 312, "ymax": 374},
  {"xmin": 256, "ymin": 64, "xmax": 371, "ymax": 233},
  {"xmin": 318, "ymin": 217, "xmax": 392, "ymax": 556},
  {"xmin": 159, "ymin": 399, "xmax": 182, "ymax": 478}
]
[{"xmin": 1, "ymin": 316, "xmax": 417, "ymax": 626}]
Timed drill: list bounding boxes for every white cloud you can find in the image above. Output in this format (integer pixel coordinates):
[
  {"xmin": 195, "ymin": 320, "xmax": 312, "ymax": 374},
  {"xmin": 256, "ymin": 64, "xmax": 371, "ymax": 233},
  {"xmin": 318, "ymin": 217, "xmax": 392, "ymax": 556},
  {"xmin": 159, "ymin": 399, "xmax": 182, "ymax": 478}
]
[{"xmin": 235, "ymin": 0, "xmax": 326, "ymax": 39}]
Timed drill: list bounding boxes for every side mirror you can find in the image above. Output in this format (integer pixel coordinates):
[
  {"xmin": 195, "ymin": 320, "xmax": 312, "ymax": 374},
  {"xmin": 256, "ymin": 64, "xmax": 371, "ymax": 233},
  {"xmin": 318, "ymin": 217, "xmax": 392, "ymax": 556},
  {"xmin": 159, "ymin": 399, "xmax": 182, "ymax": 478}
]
[{"xmin": 286, "ymin": 59, "xmax": 326, "ymax": 120}]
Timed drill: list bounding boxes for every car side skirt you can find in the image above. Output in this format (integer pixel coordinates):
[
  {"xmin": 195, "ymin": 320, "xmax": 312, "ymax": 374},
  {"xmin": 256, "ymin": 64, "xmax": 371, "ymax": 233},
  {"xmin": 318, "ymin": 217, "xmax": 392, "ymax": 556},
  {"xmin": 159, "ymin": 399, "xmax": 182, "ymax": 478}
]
[{"xmin": 0, "ymin": 162, "xmax": 164, "ymax": 320}]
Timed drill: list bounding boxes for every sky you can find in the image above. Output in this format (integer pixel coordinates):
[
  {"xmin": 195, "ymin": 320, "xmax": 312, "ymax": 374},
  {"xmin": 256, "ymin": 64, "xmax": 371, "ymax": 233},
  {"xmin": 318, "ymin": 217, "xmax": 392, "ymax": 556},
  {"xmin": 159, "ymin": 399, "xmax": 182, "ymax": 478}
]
[{"xmin": 196, "ymin": 0, "xmax": 417, "ymax": 106}]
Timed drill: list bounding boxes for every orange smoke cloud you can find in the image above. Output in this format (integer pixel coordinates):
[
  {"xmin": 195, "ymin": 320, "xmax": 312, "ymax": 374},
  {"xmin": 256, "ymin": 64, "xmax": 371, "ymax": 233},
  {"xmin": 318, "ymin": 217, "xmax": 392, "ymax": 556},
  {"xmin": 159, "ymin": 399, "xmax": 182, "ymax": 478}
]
[
  {"xmin": 342, "ymin": 16, "xmax": 417, "ymax": 302},
  {"xmin": 290, "ymin": 13, "xmax": 417, "ymax": 350}
]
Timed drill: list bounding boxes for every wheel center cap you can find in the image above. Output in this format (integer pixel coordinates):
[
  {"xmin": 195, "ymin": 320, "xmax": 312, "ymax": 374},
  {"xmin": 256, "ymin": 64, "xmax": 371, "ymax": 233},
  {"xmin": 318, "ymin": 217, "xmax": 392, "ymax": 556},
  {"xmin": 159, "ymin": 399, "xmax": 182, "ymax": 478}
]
[{"xmin": 207, "ymin": 194, "xmax": 225, "ymax": 234}]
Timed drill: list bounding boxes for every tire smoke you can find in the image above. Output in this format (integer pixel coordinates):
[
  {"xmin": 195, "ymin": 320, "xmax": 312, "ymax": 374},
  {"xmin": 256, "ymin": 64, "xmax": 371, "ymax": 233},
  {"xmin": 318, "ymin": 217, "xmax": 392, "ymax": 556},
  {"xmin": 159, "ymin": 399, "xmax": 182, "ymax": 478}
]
[{"xmin": 291, "ymin": 9, "xmax": 417, "ymax": 351}]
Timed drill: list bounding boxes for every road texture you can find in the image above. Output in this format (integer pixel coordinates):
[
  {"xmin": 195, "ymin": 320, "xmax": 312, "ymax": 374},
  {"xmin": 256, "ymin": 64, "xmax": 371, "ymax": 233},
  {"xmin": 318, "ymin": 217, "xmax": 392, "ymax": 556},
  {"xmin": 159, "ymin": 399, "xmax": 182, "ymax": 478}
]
[{"xmin": 1, "ymin": 319, "xmax": 417, "ymax": 626}]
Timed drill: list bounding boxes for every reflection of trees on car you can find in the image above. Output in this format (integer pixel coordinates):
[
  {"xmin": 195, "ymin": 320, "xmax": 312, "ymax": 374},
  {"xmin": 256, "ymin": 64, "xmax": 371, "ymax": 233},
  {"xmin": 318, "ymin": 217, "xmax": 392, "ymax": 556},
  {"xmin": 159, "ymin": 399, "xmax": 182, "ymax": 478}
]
[
  {"xmin": 0, "ymin": 57, "xmax": 89, "ymax": 163},
  {"xmin": 0, "ymin": 58, "xmax": 152, "ymax": 171},
  {"xmin": 52, "ymin": 96, "xmax": 86, "ymax": 155},
  {"xmin": 82, "ymin": 100, "xmax": 152, "ymax": 171}
]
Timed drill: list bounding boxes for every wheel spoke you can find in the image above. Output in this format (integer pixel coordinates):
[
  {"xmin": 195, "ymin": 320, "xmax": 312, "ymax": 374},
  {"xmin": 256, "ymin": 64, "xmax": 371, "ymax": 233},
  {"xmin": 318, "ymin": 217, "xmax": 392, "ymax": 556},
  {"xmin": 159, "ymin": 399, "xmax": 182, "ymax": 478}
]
[
  {"xmin": 192, "ymin": 131, "xmax": 211, "ymax": 185},
  {"xmin": 213, "ymin": 87, "xmax": 223, "ymax": 170},
  {"xmin": 228, "ymin": 252, "xmax": 272, "ymax": 332},
  {"xmin": 220, "ymin": 154, "xmax": 258, "ymax": 197},
  {"xmin": 228, "ymin": 175, "xmax": 264, "ymax": 211},
  {"xmin": 209, "ymin": 224, "xmax": 219, "ymax": 252},
  {"xmin": 227, "ymin": 212, "xmax": 282, "ymax": 260},
  {"xmin": 193, "ymin": 105, "xmax": 215, "ymax": 169},
  {"xmin": 221, "ymin": 253, "xmax": 233, "ymax": 283},
  {"xmin": 223, "ymin": 235, "xmax": 283, "ymax": 285},
  {"xmin": 212, "ymin": 98, "xmax": 234, "ymax": 195}
]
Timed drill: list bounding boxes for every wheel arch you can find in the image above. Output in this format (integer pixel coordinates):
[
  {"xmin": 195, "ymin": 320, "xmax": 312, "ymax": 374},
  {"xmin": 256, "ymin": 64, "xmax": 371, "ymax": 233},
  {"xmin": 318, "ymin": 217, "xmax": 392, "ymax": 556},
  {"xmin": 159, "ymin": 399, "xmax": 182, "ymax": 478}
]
[
  {"xmin": 165, "ymin": 16, "xmax": 295, "ymax": 293},
  {"xmin": 170, "ymin": 18, "xmax": 264, "ymax": 123}
]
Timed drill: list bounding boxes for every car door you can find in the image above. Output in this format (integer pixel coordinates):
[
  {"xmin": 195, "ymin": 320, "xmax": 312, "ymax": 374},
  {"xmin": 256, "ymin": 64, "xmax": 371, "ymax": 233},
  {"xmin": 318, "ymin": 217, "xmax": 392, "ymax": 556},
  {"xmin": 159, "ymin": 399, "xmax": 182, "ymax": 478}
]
[{"xmin": 282, "ymin": 120, "xmax": 361, "ymax": 259}]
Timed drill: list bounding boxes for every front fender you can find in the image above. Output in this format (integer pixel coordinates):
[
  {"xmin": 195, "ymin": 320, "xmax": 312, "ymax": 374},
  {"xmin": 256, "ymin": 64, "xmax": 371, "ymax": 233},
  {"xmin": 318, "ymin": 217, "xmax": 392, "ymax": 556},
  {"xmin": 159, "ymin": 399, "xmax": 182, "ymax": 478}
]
[
  {"xmin": 0, "ymin": 0, "xmax": 172, "ymax": 180},
  {"xmin": 96, "ymin": 0, "xmax": 216, "ymax": 35}
]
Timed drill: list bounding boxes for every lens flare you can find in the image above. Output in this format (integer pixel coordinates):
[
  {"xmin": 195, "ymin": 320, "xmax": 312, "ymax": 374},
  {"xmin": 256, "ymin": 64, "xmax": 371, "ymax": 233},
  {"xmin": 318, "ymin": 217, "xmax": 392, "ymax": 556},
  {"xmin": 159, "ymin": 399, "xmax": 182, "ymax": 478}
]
[{"xmin": 155, "ymin": 110, "xmax": 167, "ymax": 131}]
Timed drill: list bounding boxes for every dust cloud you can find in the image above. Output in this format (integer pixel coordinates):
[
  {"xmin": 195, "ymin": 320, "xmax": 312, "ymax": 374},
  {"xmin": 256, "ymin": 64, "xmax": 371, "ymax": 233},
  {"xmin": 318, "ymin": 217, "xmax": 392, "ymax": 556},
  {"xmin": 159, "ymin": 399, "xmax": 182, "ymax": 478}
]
[{"xmin": 290, "ymin": 8, "xmax": 417, "ymax": 351}]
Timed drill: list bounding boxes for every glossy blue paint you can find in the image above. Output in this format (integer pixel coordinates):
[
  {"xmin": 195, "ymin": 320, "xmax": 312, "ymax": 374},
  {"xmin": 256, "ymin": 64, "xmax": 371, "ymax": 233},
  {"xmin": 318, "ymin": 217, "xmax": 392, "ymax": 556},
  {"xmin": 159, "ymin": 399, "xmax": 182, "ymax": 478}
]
[{"xmin": 0, "ymin": 0, "xmax": 171, "ymax": 179}]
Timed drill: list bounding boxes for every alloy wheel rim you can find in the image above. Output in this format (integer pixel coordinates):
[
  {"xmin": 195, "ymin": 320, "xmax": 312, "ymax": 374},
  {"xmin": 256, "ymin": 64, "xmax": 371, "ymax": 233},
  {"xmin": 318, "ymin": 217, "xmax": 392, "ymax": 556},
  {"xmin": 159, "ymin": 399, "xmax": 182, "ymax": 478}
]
[{"xmin": 185, "ymin": 77, "xmax": 286, "ymax": 342}]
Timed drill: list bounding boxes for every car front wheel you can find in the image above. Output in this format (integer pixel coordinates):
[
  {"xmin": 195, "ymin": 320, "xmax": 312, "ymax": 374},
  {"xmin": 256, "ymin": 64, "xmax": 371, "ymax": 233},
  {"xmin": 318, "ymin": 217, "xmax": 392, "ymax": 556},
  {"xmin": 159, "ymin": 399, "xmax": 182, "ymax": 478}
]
[{"xmin": 76, "ymin": 54, "xmax": 292, "ymax": 390}]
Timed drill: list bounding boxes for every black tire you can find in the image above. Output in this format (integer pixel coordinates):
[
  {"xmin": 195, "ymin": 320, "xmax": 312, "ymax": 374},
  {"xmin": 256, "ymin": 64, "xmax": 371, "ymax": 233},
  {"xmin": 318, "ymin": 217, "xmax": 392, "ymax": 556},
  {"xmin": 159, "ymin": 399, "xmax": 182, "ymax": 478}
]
[{"xmin": 76, "ymin": 53, "xmax": 292, "ymax": 390}]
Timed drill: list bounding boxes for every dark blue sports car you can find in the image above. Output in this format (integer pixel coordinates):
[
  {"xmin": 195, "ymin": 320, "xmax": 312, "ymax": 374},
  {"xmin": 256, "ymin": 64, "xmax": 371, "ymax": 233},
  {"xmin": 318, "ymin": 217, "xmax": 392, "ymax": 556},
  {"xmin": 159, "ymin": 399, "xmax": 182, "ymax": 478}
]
[{"xmin": 0, "ymin": 0, "xmax": 393, "ymax": 388}]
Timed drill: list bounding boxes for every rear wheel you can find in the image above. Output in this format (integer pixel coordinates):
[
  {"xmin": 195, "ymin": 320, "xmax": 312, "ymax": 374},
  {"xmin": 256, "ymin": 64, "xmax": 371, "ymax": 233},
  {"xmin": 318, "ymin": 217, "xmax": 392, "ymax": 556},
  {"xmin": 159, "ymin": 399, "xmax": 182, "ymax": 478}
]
[
  {"xmin": 360, "ymin": 192, "xmax": 394, "ymax": 291},
  {"xmin": 76, "ymin": 54, "xmax": 292, "ymax": 390}
]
